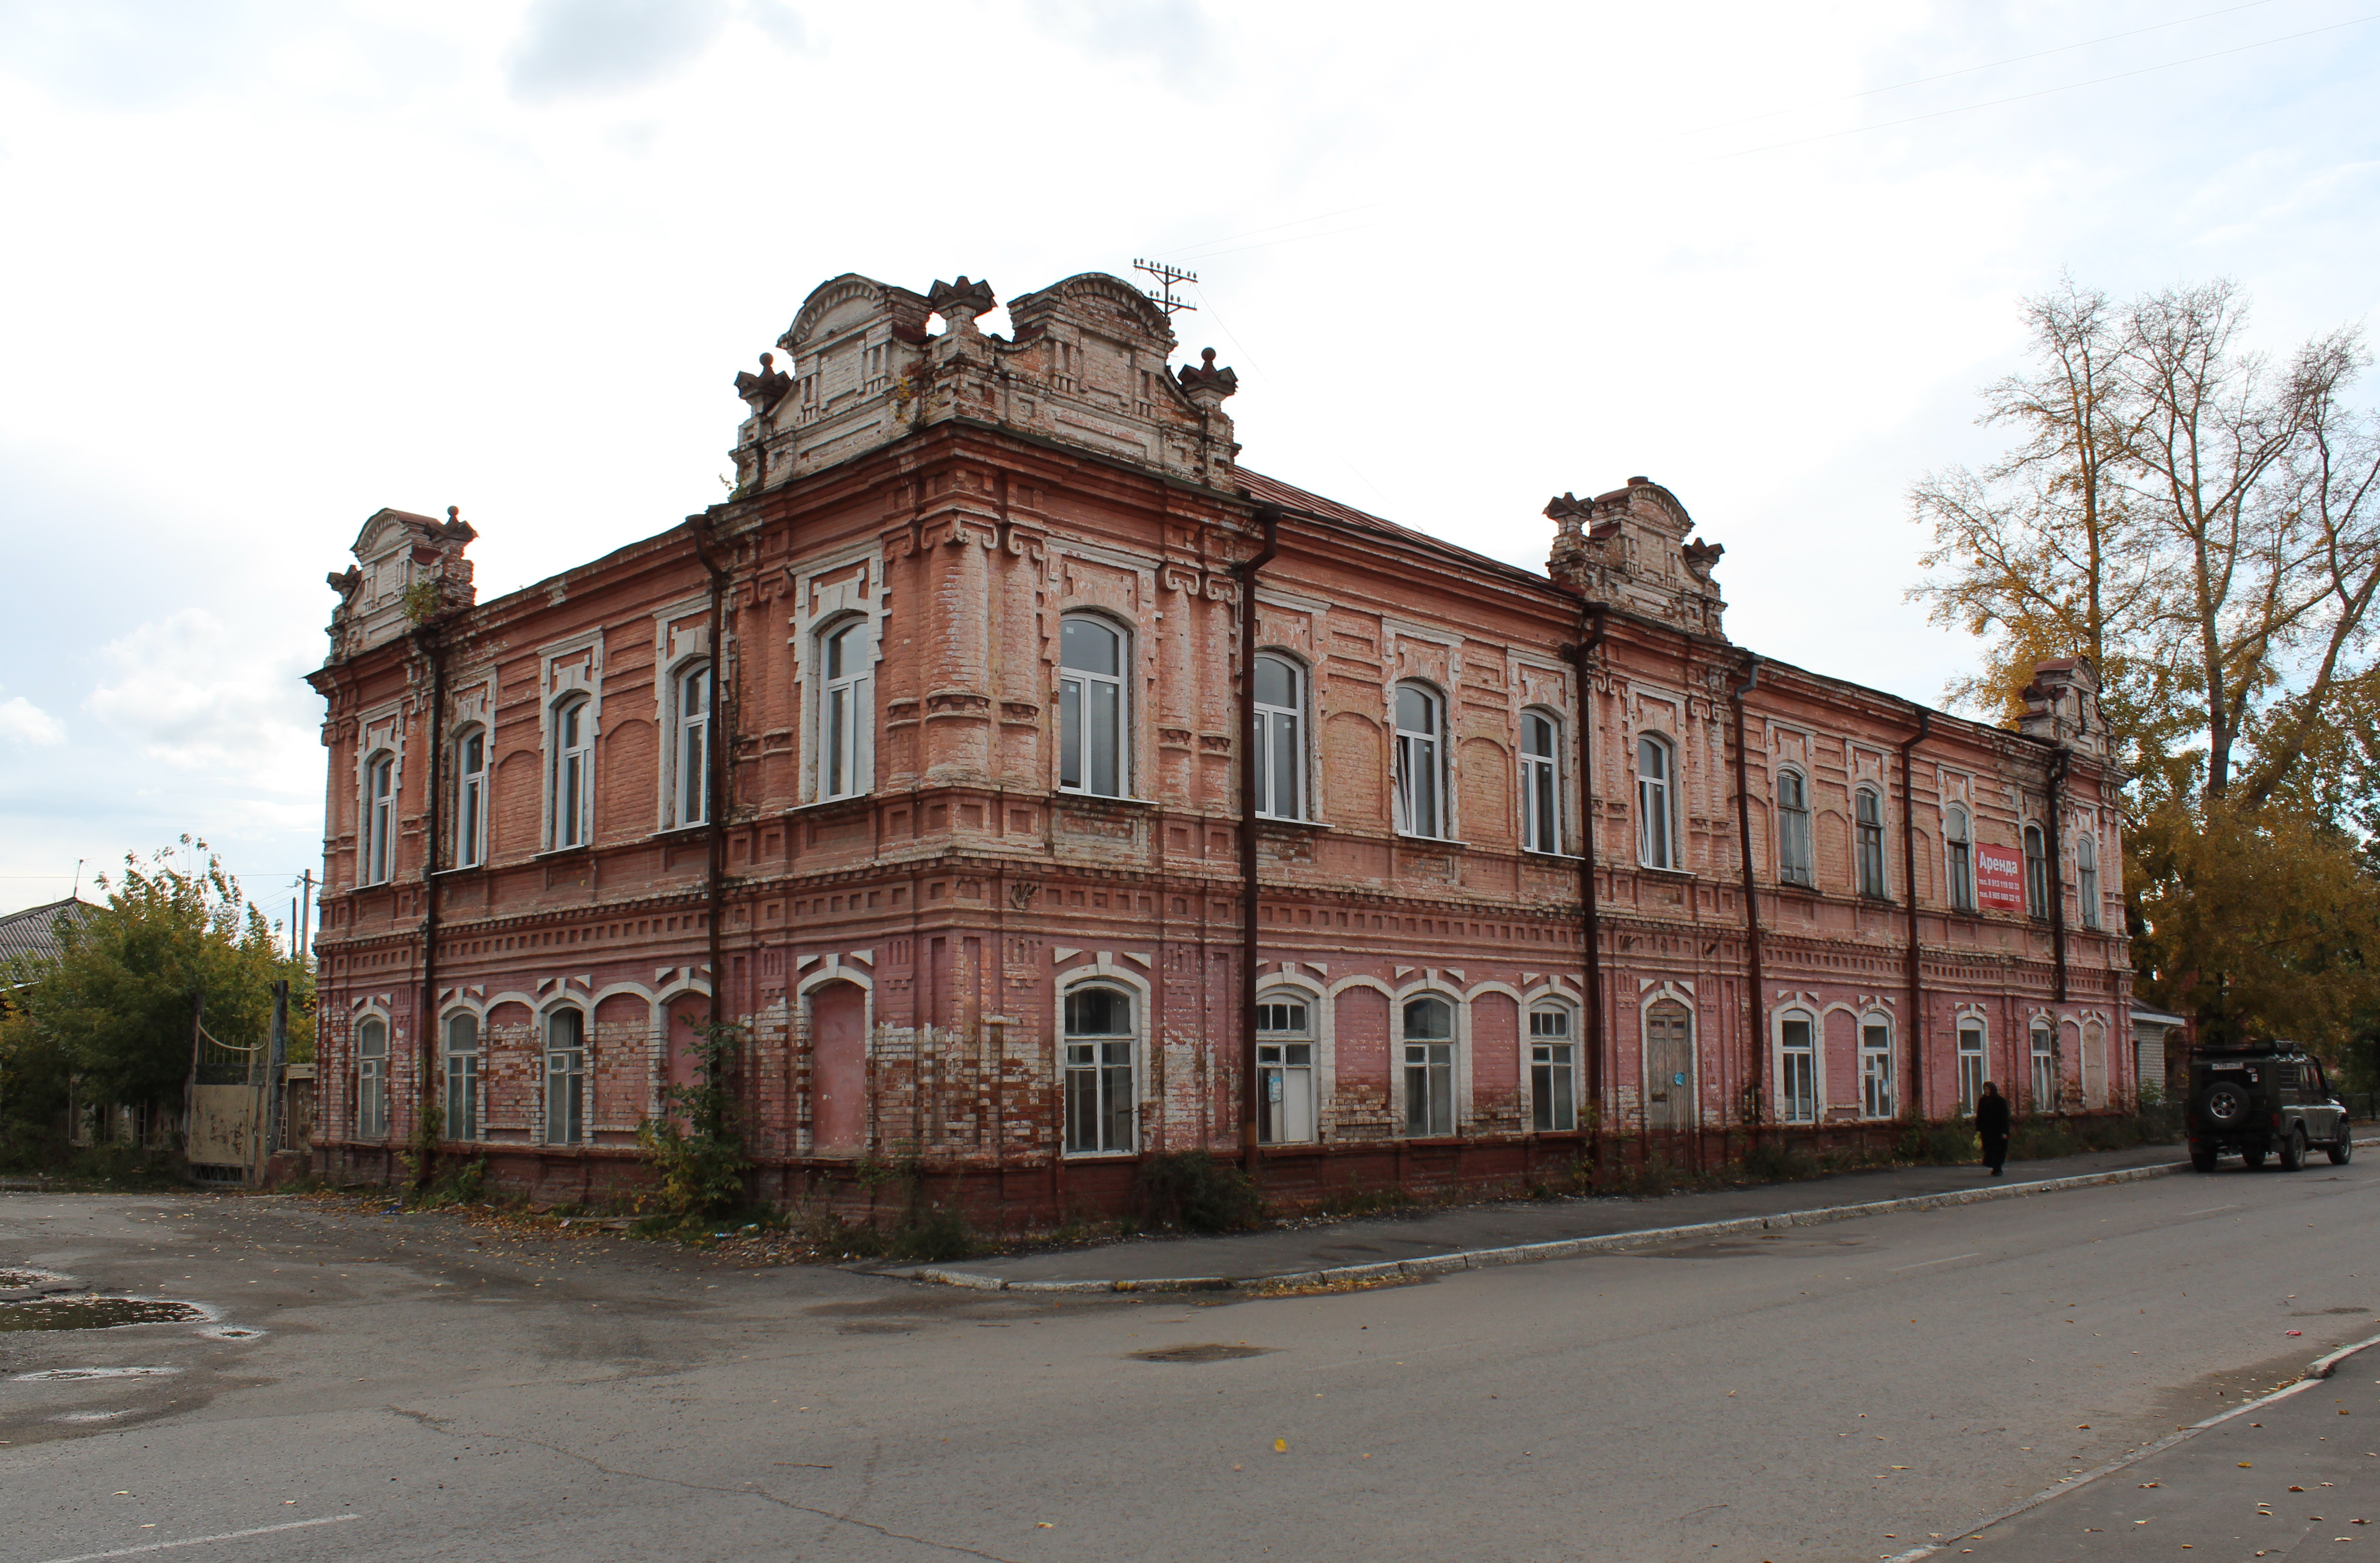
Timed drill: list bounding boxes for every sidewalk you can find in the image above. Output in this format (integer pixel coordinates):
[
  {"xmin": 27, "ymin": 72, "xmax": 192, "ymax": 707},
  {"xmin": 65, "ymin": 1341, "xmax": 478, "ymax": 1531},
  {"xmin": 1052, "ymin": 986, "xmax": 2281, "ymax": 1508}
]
[{"xmin": 892, "ymin": 1140, "xmax": 2213, "ymax": 1292}]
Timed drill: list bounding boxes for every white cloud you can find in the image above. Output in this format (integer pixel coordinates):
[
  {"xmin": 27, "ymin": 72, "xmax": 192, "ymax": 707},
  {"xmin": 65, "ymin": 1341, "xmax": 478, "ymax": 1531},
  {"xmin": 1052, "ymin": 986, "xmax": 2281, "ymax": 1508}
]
[
  {"xmin": 0, "ymin": 693, "xmax": 65, "ymax": 747},
  {"xmin": 506, "ymin": 0, "xmax": 733, "ymax": 102},
  {"xmin": 82, "ymin": 610, "xmax": 320, "ymax": 794}
]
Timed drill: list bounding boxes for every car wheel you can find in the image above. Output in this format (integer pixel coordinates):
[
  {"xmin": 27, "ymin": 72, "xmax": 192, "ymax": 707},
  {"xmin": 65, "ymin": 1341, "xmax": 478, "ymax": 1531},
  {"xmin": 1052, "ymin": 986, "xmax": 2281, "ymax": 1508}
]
[
  {"xmin": 2280, "ymin": 1126, "xmax": 2307, "ymax": 1172},
  {"xmin": 2242, "ymin": 1145, "xmax": 2267, "ymax": 1169},
  {"xmin": 2191, "ymin": 1148, "xmax": 2219, "ymax": 1173},
  {"xmin": 2330, "ymin": 1132, "xmax": 2356, "ymax": 1166}
]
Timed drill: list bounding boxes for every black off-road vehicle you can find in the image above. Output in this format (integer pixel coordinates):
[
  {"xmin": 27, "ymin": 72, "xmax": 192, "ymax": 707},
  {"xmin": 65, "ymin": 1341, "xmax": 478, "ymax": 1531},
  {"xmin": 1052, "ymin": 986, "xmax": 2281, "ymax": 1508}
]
[{"xmin": 2186, "ymin": 1041, "xmax": 2355, "ymax": 1173}]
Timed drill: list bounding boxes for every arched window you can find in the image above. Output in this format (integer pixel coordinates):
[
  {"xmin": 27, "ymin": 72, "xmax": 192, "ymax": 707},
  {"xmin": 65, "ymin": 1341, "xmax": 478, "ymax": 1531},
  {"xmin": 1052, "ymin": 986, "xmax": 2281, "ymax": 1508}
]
[
  {"xmin": 1402, "ymin": 995, "xmax": 1455, "ymax": 1136},
  {"xmin": 1945, "ymin": 804, "xmax": 1975, "ymax": 913},
  {"xmin": 1392, "ymin": 683, "xmax": 1444, "ymax": 838},
  {"xmin": 1528, "ymin": 1002, "xmax": 1576, "ymax": 1131},
  {"xmin": 1059, "ymin": 615, "xmax": 1127, "ymax": 798},
  {"xmin": 1062, "ymin": 984, "xmax": 1136, "ymax": 1152},
  {"xmin": 2077, "ymin": 834, "xmax": 2100, "ymax": 928},
  {"xmin": 673, "ymin": 661, "xmax": 712, "ymax": 826},
  {"xmin": 2029, "ymin": 1022, "xmax": 2056, "ymax": 1110},
  {"xmin": 355, "ymin": 1017, "xmax": 389, "ymax": 1137},
  {"xmin": 1777, "ymin": 1009, "xmax": 1817, "ymax": 1123},
  {"xmin": 550, "ymin": 696, "xmax": 593, "ymax": 849},
  {"xmin": 544, "ymin": 1008, "xmax": 585, "ymax": 1145},
  {"xmin": 454, "ymin": 726, "xmax": 487, "ymax": 869},
  {"xmin": 2023, "ymin": 823, "xmax": 2049, "ymax": 919},
  {"xmin": 362, "ymin": 752, "xmax": 396, "ymax": 885},
  {"xmin": 1521, "ymin": 710, "xmax": 1562, "ymax": 854},
  {"xmin": 443, "ymin": 1011, "xmax": 480, "ymax": 1141},
  {"xmin": 1776, "ymin": 767, "xmax": 1813, "ymax": 886},
  {"xmin": 1255, "ymin": 991, "xmax": 1314, "ymax": 1143},
  {"xmin": 1253, "ymin": 655, "xmax": 1306, "ymax": 821},
  {"xmin": 1637, "ymin": 735, "xmax": 1677, "ymax": 869},
  {"xmin": 1854, "ymin": 787, "xmax": 1887, "ymax": 898},
  {"xmin": 820, "ymin": 620, "xmax": 873, "ymax": 801},
  {"xmin": 1859, "ymin": 1013, "xmax": 1895, "ymax": 1118},
  {"xmin": 1956, "ymin": 1019, "xmax": 1986, "ymax": 1117}
]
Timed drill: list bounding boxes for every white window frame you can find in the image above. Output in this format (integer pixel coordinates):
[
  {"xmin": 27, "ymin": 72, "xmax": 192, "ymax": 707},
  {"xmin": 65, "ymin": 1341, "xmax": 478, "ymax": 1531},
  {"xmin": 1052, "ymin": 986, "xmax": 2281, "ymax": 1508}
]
[
  {"xmin": 1946, "ymin": 803, "xmax": 1975, "ymax": 913},
  {"xmin": 1956, "ymin": 1018, "xmax": 1987, "ymax": 1117},
  {"xmin": 1392, "ymin": 682, "xmax": 1447, "ymax": 838},
  {"xmin": 355, "ymin": 1015, "xmax": 390, "ymax": 1138},
  {"xmin": 1253, "ymin": 653, "xmax": 1307, "ymax": 822},
  {"xmin": 1255, "ymin": 990, "xmax": 1316, "ymax": 1144},
  {"xmin": 819, "ymin": 618, "xmax": 874, "ymax": 802},
  {"xmin": 1062, "ymin": 982, "xmax": 1137, "ymax": 1154},
  {"xmin": 1528, "ymin": 1001, "xmax": 1577, "ymax": 1131},
  {"xmin": 544, "ymin": 1006, "xmax": 586, "ymax": 1145},
  {"xmin": 443, "ymin": 1010, "xmax": 481, "ymax": 1142},
  {"xmin": 1401, "ymin": 993, "xmax": 1458, "ymax": 1137},
  {"xmin": 1854, "ymin": 786, "xmax": 1888, "ymax": 898},
  {"xmin": 362, "ymin": 751, "xmax": 396, "ymax": 885},
  {"xmin": 2030, "ymin": 1022, "xmax": 2057, "ymax": 1111},
  {"xmin": 668, "ymin": 659, "xmax": 713, "ymax": 828},
  {"xmin": 1776, "ymin": 767, "xmax": 1813, "ymax": 887},
  {"xmin": 1858, "ymin": 1013, "xmax": 1895, "ymax": 1119},
  {"xmin": 1636, "ymin": 733, "xmax": 1678, "ymax": 869},
  {"xmin": 2077, "ymin": 833, "xmax": 2101, "ymax": 929},
  {"xmin": 1058, "ymin": 613, "xmax": 1130, "ymax": 800},
  {"xmin": 1521, "ymin": 709, "xmax": 1563, "ymax": 855},
  {"xmin": 1776, "ymin": 1007, "xmax": 1819, "ymax": 1124},
  {"xmin": 454, "ymin": 726, "xmax": 488, "ymax": 869},
  {"xmin": 549, "ymin": 696, "xmax": 594, "ymax": 850}
]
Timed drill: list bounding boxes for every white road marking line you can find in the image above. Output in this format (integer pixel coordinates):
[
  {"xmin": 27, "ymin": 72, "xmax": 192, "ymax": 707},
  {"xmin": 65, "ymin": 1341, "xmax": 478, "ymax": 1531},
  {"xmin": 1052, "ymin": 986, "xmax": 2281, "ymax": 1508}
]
[
  {"xmin": 31, "ymin": 1516, "xmax": 361, "ymax": 1563},
  {"xmin": 2184, "ymin": 1204, "xmax": 2242, "ymax": 1215},
  {"xmin": 1888, "ymin": 1253, "xmax": 1983, "ymax": 1272}
]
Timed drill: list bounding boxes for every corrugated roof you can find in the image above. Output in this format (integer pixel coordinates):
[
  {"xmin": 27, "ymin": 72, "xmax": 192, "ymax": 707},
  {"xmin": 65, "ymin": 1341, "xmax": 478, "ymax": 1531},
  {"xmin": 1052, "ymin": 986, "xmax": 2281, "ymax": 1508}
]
[
  {"xmin": 1236, "ymin": 469, "xmax": 1554, "ymax": 593},
  {"xmin": 0, "ymin": 897, "xmax": 98, "ymax": 968}
]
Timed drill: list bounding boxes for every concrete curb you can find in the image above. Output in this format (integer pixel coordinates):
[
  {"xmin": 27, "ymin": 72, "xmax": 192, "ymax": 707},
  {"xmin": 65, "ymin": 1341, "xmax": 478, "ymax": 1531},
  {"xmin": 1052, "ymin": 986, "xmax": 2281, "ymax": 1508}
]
[{"xmin": 904, "ymin": 1153, "xmax": 2221, "ymax": 1295}]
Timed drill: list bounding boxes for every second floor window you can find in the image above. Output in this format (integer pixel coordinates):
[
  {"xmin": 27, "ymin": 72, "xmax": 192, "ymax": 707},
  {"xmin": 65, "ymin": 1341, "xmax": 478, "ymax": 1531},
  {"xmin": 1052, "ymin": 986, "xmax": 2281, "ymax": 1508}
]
[
  {"xmin": 1521, "ymin": 711, "xmax": 1561, "ymax": 854},
  {"xmin": 1946, "ymin": 804, "xmax": 1975, "ymax": 912},
  {"xmin": 821, "ymin": 621, "xmax": 872, "ymax": 800},
  {"xmin": 1637, "ymin": 735, "xmax": 1676, "ymax": 869},
  {"xmin": 1253, "ymin": 654, "xmax": 1305, "ymax": 820},
  {"xmin": 1855, "ymin": 787, "xmax": 1887, "ymax": 898},
  {"xmin": 674, "ymin": 662, "xmax": 712, "ymax": 826},
  {"xmin": 455, "ymin": 728, "xmax": 487, "ymax": 868},
  {"xmin": 1059, "ymin": 615, "xmax": 1126, "ymax": 797},
  {"xmin": 551, "ymin": 697, "xmax": 593, "ymax": 849},
  {"xmin": 2024, "ymin": 823, "xmax": 2049, "ymax": 919},
  {"xmin": 2077, "ymin": 834, "xmax": 2101, "ymax": 928},
  {"xmin": 1777, "ymin": 767, "xmax": 1813, "ymax": 886},
  {"xmin": 1393, "ymin": 683, "xmax": 1444, "ymax": 838},
  {"xmin": 362, "ymin": 752, "xmax": 395, "ymax": 884}
]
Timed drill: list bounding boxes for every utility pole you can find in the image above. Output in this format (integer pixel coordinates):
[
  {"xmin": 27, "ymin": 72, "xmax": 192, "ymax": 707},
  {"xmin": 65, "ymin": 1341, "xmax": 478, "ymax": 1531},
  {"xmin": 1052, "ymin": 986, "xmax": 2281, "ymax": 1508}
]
[
  {"xmin": 298, "ymin": 870, "xmax": 314, "ymax": 963},
  {"xmin": 1132, "ymin": 259, "xmax": 1199, "ymax": 317}
]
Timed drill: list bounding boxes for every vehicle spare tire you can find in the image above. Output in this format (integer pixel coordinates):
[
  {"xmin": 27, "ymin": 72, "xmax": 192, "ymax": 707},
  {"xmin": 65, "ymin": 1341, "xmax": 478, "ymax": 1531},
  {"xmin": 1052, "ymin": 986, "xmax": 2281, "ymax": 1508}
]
[{"xmin": 2195, "ymin": 1080, "xmax": 2251, "ymax": 1127}]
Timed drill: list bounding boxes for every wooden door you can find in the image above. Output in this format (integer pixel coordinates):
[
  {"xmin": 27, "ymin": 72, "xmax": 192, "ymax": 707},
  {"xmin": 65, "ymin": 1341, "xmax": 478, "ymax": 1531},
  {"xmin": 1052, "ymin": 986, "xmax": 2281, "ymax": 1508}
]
[
  {"xmin": 1645, "ymin": 1003, "xmax": 1695, "ymax": 1131},
  {"xmin": 810, "ymin": 981, "xmax": 867, "ymax": 1153}
]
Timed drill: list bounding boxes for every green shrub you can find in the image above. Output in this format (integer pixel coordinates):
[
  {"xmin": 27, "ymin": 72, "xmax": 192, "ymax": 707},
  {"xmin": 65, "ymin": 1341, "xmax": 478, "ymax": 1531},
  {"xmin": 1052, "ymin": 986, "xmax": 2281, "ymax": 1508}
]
[
  {"xmin": 887, "ymin": 1203, "xmax": 975, "ymax": 1263},
  {"xmin": 1739, "ymin": 1137, "xmax": 1820, "ymax": 1183},
  {"xmin": 635, "ymin": 1020, "xmax": 751, "ymax": 1217},
  {"xmin": 1135, "ymin": 1150, "xmax": 1262, "ymax": 1232}
]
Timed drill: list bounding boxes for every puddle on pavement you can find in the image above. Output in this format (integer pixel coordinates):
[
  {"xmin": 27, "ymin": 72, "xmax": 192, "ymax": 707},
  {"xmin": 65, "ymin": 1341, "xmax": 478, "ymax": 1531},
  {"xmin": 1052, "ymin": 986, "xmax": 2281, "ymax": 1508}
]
[
  {"xmin": 14, "ymin": 1365, "xmax": 184, "ymax": 1381},
  {"xmin": 0, "ymin": 1296, "xmax": 209, "ymax": 1332},
  {"xmin": 1130, "ymin": 1343, "xmax": 1275, "ymax": 1364}
]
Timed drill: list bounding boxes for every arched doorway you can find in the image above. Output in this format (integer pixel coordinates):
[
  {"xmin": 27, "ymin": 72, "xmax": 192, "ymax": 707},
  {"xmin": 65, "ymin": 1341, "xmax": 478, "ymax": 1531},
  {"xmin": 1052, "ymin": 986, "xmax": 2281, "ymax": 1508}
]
[{"xmin": 809, "ymin": 980, "xmax": 867, "ymax": 1153}]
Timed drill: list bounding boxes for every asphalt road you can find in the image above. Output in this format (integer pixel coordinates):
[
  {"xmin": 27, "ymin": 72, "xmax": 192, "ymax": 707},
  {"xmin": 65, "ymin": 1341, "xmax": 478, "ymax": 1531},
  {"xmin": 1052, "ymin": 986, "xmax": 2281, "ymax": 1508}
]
[{"xmin": 2, "ymin": 1157, "xmax": 2375, "ymax": 1563}]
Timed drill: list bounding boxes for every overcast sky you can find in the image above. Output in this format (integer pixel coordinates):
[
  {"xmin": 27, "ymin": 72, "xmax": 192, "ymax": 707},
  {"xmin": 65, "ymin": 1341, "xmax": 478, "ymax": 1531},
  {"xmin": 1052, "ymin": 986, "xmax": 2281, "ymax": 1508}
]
[{"xmin": 2, "ymin": 0, "xmax": 2375, "ymax": 924}]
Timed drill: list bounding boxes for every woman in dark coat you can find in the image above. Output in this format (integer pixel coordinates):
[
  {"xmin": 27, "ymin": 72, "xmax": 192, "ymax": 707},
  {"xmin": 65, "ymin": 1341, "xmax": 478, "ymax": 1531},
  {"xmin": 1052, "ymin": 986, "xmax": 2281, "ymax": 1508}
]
[{"xmin": 1975, "ymin": 1081, "xmax": 2012, "ymax": 1177}]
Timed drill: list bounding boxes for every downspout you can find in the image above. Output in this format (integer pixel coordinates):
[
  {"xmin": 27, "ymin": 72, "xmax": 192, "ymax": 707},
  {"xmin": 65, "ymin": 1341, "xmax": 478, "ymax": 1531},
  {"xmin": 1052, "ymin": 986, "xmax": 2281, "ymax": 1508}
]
[
  {"xmin": 413, "ymin": 621, "xmax": 446, "ymax": 1183},
  {"xmin": 1572, "ymin": 605, "xmax": 1610, "ymax": 1141},
  {"xmin": 2046, "ymin": 746, "xmax": 2071, "ymax": 1006},
  {"xmin": 1729, "ymin": 653, "xmax": 1763, "ymax": 1127},
  {"xmin": 689, "ymin": 518, "xmax": 731, "ymax": 1041},
  {"xmin": 1898, "ymin": 706, "xmax": 1931, "ymax": 1121},
  {"xmin": 1235, "ymin": 505, "xmax": 1282, "ymax": 1171}
]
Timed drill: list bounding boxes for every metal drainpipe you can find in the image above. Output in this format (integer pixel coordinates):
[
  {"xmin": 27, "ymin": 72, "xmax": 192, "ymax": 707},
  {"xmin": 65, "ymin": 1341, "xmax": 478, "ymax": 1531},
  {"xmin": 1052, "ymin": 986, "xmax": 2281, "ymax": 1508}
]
[
  {"xmin": 2046, "ymin": 746, "xmax": 2071, "ymax": 1005},
  {"xmin": 689, "ymin": 518, "xmax": 731, "ymax": 1040},
  {"xmin": 1899, "ymin": 706, "xmax": 1932, "ymax": 1121},
  {"xmin": 1236, "ymin": 506, "xmax": 1283, "ymax": 1174},
  {"xmin": 1572, "ymin": 605, "xmax": 1610, "ymax": 1144},
  {"xmin": 1728, "ymin": 653, "xmax": 1763, "ymax": 1128},
  {"xmin": 413, "ymin": 620, "xmax": 445, "ymax": 1181}
]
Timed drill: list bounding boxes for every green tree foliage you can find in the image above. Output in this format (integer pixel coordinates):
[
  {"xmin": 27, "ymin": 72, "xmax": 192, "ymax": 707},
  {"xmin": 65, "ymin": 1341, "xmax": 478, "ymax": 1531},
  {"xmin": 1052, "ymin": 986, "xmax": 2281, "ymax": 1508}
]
[
  {"xmin": 635, "ymin": 1018, "xmax": 751, "ymax": 1217},
  {"xmin": 0, "ymin": 840, "xmax": 311, "ymax": 1151}
]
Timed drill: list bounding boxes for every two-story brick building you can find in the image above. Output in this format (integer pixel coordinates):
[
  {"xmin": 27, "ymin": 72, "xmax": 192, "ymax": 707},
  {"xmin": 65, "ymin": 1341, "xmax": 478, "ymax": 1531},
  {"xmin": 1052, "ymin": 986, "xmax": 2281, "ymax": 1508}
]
[{"xmin": 307, "ymin": 267, "xmax": 2132, "ymax": 1216}]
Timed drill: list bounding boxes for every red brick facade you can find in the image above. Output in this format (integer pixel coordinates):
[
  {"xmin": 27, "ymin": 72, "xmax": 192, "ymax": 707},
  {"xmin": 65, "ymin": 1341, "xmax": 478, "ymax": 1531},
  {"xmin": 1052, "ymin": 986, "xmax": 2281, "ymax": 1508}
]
[{"xmin": 308, "ymin": 269, "xmax": 2131, "ymax": 1215}]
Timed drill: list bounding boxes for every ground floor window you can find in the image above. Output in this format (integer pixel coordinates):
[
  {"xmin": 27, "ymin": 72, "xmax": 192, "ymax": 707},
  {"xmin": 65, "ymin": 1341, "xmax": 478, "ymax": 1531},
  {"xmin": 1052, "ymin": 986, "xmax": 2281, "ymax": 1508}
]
[
  {"xmin": 2030, "ymin": 1024, "xmax": 2056, "ymax": 1111},
  {"xmin": 356, "ymin": 1017, "xmax": 389, "ymax": 1138},
  {"xmin": 1778, "ymin": 1010, "xmax": 1817, "ymax": 1123},
  {"xmin": 1256, "ymin": 995, "xmax": 1315, "ymax": 1144},
  {"xmin": 1064, "ymin": 985, "xmax": 1136, "ymax": 1153},
  {"xmin": 545, "ymin": 1008, "xmax": 585, "ymax": 1145},
  {"xmin": 1957, "ymin": 1022, "xmax": 1986, "ymax": 1117},
  {"xmin": 1402, "ymin": 995, "xmax": 1455, "ymax": 1137},
  {"xmin": 1529, "ymin": 1005, "xmax": 1575, "ymax": 1131},
  {"xmin": 444, "ymin": 1012, "xmax": 480, "ymax": 1141},
  {"xmin": 1859, "ymin": 1017, "xmax": 1894, "ymax": 1118}
]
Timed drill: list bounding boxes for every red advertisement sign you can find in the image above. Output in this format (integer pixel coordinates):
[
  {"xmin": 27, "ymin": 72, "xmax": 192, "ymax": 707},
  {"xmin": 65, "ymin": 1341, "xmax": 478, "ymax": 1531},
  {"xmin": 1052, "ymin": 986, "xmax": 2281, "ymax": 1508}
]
[{"xmin": 1975, "ymin": 843, "xmax": 2025, "ymax": 912}]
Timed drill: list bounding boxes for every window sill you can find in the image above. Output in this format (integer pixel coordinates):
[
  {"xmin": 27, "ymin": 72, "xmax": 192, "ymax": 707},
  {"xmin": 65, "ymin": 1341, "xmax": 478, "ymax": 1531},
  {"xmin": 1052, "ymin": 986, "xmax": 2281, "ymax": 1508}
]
[
  {"xmin": 790, "ymin": 793, "xmax": 873, "ymax": 816},
  {"xmin": 1523, "ymin": 848, "xmax": 1583, "ymax": 861},
  {"xmin": 1256, "ymin": 815, "xmax": 1332, "ymax": 832},
  {"xmin": 1055, "ymin": 793, "xmax": 1159, "ymax": 809},
  {"xmin": 431, "ymin": 864, "xmax": 487, "ymax": 880},
  {"xmin": 647, "ymin": 823, "xmax": 713, "ymax": 844},
  {"xmin": 1394, "ymin": 833, "xmax": 1467, "ymax": 848},
  {"xmin": 534, "ymin": 845, "xmax": 592, "ymax": 862},
  {"xmin": 1060, "ymin": 1148, "xmax": 1140, "ymax": 1160},
  {"xmin": 1636, "ymin": 864, "xmax": 1694, "ymax": 879}
]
